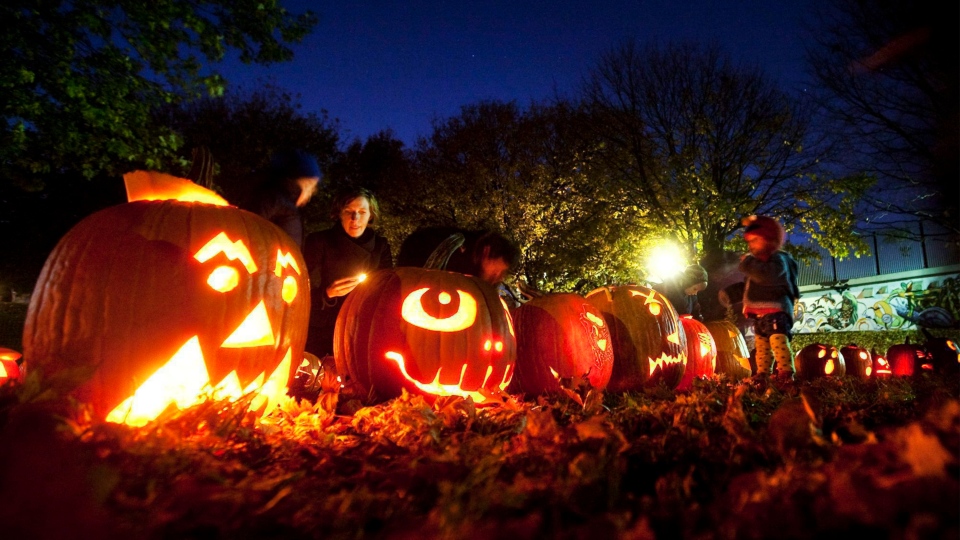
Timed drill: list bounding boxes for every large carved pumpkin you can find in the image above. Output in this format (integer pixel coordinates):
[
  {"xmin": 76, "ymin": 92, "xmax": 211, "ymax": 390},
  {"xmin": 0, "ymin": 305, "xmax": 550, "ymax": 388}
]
[
  {"xmin": 795, "ymin": 343, "xmax": 846, "ymax": 381},
  {"xmin": 507, "ymin": 293, "xmax": 613, "ymax": 396},
  {"xmin": 585, "ymin": 284, "xmax": 687, "ymax": 391},
  {"xmin": 334, "ymin": 267, "xmax": 516, "ymax": 403},
  {"xmin": 677, "ymin": 316, "xmax": 717, "ymax": 391},
  {"xmin": 886, "ymin": 340, "xmax": 931, "ymax": 376},
  {"xmin": 920, "ymin": 332, "xmax": 959, "ymax": 374},
  {"xmin": 839, "ymin": 344, "xmax": 872, "ymax": 379},
  {"xmin": 704, "ymin": 320, "xmax": 752, "ymax": 380},
  {"xmin": 871, "ymin": 349, "xmax": 893, "ymax": 378},
  {"xmin": 23, "ymin": 172, "xmax": 309, "ymax": 426}
]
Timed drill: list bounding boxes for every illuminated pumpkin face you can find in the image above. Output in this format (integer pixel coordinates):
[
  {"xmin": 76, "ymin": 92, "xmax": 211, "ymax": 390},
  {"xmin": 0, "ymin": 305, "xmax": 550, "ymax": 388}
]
[
  {"xmin": 507, "ymin": 293, "xmax": 614, "ymax": 396},
  {"xmin": 677, "ymin": 317, "xmax": 717, "ymax": 391},
  {"xmin": 872, "ymin": 351, "xmax": 892, "ymax": 378},
  {"xmin": 795, "ymin": 343, "xmax": 846, "ymax": 381},
  {"xmin": 0, "ymin": 347, "xmax": 23, "ymax": 386},
  {"xmin": 922, "ymin": 336, "xmax": 960, "ymax": 374},
  {"xmin": 839, "ymin": 344, "xmax": 872, "ymax": 379},
  {"xmin": 585, "ymin": 285, "xmax": 687, "ymax": 391},
  {"xmin": 885, "ymin": 342, "xmax": 930, "ymax": 376},
  {"xmin": 23, "ymin": 172, "xmax": 309, "ymax": 425},
  {"xmin": 334, "ymin": 268, "xmax": 515, "ymax": 403},
  {"xmin": 704, "ymin": 320, "xmax": 753, "ymax": 380}
]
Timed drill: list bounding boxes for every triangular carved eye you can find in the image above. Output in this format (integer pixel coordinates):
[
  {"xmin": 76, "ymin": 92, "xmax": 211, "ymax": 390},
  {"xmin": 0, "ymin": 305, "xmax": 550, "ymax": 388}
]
[{"xmin": 401, "ymin": 288, "xmax": 477, "ymax": 331}]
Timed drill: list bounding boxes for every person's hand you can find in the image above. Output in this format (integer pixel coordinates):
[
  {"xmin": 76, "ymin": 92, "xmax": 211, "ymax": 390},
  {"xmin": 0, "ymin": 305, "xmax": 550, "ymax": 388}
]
[{"xmin": 326, "ymin": 275, "xmax": 363, "ymax": 298}]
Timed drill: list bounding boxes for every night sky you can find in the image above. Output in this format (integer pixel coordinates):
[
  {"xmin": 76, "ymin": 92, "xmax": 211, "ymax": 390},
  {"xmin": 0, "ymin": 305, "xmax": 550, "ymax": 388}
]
[{"xmin": 217, "ymin": 1, "xmax": 814, "ymax": 146}]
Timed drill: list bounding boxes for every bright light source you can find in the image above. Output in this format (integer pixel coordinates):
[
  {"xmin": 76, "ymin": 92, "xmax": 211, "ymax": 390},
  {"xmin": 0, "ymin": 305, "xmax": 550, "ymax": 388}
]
[{"xmin": 646, "ymin": 243, "xmax": 686, "ymax": 283}]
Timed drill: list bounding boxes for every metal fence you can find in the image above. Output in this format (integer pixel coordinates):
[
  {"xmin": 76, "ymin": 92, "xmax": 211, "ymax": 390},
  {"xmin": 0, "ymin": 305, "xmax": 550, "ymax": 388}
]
[{"xmin": 796, "ymin": 221, "xmax": 960, "ymax": 287}]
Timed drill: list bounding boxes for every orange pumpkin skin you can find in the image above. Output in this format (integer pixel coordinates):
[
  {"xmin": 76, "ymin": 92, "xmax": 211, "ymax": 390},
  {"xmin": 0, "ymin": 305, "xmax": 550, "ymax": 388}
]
[
  {"xmin": 839, "ymin": 344, "xmax": 872, "ymax": 379},
  {"xmin": 585, "ymin": 285, "xmax": 687, "ymax": 391},
  {"xmin": 334, "ymin": 268, "xmax": 516, "ymax": 403},
  {"xmin": 677, "ymin": 317, "xmax": 717, "ymax": 391},
  {"xmin": 704, "ymin": 320, "xmax": 752, "ymax": 380},
  {"xmin": 795, "ymin": 343, "xmax": 846, "ymax": 381},
  {"xmin": 885, "ymin": 342, "xmax": 930, "ymax": 376},
  {"xmin": 507, "ymin": 293, "xmax": 613, "ymax": 396},
  {"xmin": 23, "ymin": 198, "xmax": 309, "ymax": 422}
]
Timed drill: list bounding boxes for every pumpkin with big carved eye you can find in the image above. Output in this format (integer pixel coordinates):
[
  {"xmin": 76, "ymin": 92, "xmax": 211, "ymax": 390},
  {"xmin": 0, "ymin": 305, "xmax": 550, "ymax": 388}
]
[
  {"xmin": 585, "ymin": 284, "xmax": 687, "ymax": 391},
  {"xmin": 885, "ymin": 339, "xmax": 931, "ymax": 376},
  {"xmin": 839, "ymin": 344, "xmax": 872, "ymax": 379},
  {"xmin": 677, "ymin": 316, "xmax": 717, "ymax": 391},
  {"xmin": 23, "ymin": 172, "xmax": 309, "ymax": 426},
  {"xmin": 507, "ymin": 293, "xmax": 613, "ymax": 396},
  {"xmin": 333, "ymin": 267, "xmax": 515, "ymax": 404},
  {"xmin": 704, "ymin": 320, "xmax": 753, "ymax": 380},
  {"xmin": 795, "ymin": 343, "xmax": 846, "ymax": 381}
]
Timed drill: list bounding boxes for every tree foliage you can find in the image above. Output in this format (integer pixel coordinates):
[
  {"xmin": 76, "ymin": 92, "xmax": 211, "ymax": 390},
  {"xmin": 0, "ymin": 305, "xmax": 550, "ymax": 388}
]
[
  {"xmin": 158, "ymin": 84, "xmax": 340, "ymax": 207},
  {"xmin": 579, "ymin": 41, "xmax": 873, "ymax": 263},
  {"xmin": 806, "ymin": 0, "xmax": 959, "ymax": 237},
  {"xmin": 390, "ymin": 100, "xmax": 650, "ymax": 293},
  {"xmin": 0, "ymin": 0, "xmax": 317, "ymax": 187}
]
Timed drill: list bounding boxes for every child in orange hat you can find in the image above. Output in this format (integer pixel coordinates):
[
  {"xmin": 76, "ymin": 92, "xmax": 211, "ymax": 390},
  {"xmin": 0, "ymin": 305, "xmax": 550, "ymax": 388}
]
[{"xmin": 739, "ymin": 215, "xmax": 800, "ymax": 384}]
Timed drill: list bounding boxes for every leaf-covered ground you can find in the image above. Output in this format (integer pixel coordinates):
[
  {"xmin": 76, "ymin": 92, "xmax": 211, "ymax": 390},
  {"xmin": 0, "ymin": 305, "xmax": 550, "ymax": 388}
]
[{"xmin": 1, "ymin": 372, "xmax": 957, "ymax": 540}]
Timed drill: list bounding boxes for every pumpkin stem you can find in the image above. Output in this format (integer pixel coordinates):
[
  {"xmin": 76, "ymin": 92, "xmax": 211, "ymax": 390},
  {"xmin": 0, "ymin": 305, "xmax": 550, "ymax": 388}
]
[{"xmin": 425, "ymin": 233, "xmax": 466, "ymax": 270}]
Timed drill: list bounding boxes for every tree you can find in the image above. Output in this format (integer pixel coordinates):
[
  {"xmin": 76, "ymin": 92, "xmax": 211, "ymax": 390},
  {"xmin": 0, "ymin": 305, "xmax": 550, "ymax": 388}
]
[
  {"xmin": 0, "ymin": 0, "xmax": 317, "ymax": 187},
  {"xmin": 806, "ymin": 0, "xmax": 959, "ymax": 237},
  {"xmin": 158, "ymin": 84, "xmax": 340, "ymax": 207},
  {"xmin": 395, "ymin": 100, "xmax": 649, "ymax": 292},
  {"xmin": 579, "ymin": 41, "xmax": 872, "ymax": 266}
]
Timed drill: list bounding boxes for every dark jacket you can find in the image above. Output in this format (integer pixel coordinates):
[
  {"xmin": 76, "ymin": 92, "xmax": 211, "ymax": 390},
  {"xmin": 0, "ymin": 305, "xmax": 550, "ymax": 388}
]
[
  {"xmin": 302, "ymin": 226, "xmax": 393, "ymax": 355},
  {"xmin": 654, "ymin": 280, "xmax": 702, "ymax": 321},
  {"xmin": 739, "ymin": 251, "xmax": 800, "ymax": 317},
  {"xmin": 243, "ymin": 179, "xmax": 304, "ymax": 246}
]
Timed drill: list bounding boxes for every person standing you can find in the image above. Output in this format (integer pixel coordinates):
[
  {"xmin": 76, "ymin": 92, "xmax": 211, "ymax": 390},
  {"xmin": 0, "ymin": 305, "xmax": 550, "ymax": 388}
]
[
  {"xmin": 240, "ymin": 148, "xmax": 321, "ymax": 248},
  {"xmin": 739, "ymin": 215, "xmax": 800, "ymax": 385},
  {"xmin": 302, "ymin": 188, "xmax": 393, "ymax": 357}
]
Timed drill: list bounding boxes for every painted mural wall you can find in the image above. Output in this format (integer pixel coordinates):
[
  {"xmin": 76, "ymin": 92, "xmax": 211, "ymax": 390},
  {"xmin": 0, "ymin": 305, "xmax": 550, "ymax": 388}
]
[{"xmin": 793, "ymin": 272, "xmax": 960, "ymax": 333}]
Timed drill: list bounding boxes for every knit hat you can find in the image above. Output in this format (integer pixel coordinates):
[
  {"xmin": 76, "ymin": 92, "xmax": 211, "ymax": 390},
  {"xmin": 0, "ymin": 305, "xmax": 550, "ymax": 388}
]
[
  {"xmin": 268, "ymin": 149, "xmax": 321, "ymax": 182},
  {"xmin": 742, "ymin": 215, "xmax": 785, "ymax": 249},
  {"xmin": 679, "ymin": 264, "xmax": 708, "ymax": 289}
]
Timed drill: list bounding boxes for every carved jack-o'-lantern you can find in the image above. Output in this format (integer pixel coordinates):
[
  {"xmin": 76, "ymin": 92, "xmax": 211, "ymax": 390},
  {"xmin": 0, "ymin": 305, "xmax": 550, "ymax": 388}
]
[
  {"xmin": 795, "ymin": 343, "xmax": 846, "ymax": 381},
  {"xmin": 839, "ymin": 344, "xmax": 872, "ymax": 379},
  {"xmin": 920, "ymin": 332, "xmax": 960, "ymax": 374},
  {"xmin": 585, "ymin": 284, "xmax": 687, "ymax": 391},
  {"xmin": 886, "ymin": 340, "xmax": 931, "ymax": 376},
  {"xmin": 0, "ymin": 347, "xmax": 23, "ymax": 385},
  {"xmin": 872, "ymin": 350, "xmax": 893, "ymax": 378},
  {"xmin": 704, "ymin": 320, "xmax": 753, "ymax": 380},
  {"xmin": 507, "ymin": 293, "xmax": 613, "ymax": 396},
  {"xmin": 677, "ymin": 316, "xmax": 717, "ymax": 391},
  {"xmin": 334, "ymin": 267, "xmax": 515, "ymax": 403},
  {"xmin": 23, "ymin": 172, "xmax": 309, "ymax": 426}
]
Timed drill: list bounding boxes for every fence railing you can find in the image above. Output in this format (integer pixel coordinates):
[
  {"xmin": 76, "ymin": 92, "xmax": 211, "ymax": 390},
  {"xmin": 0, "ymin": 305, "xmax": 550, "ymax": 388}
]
[{"xmin": 796, "ymin": 220, "xmax": 960, "ymax": 287}]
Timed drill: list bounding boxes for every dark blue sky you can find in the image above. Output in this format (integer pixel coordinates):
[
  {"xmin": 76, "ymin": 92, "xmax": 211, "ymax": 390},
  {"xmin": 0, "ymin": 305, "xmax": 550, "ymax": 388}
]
[{"xmin": 219, "ymin": 1, "xmax": 814, "ymax": 146}]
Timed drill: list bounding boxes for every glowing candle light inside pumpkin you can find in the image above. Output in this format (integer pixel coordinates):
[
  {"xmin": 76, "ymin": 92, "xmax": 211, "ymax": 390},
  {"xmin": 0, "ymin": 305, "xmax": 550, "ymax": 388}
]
[
  {"xmin": 384, "ymin": 351, "xmax": 510, "ymax": 403},
  {"xmin": 357, "ymin": 273, "xmax": 367, "ymax": 282}
]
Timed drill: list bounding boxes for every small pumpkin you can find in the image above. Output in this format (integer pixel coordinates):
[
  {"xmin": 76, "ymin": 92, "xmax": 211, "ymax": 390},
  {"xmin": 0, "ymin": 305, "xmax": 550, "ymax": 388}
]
[
  {"xmin": 334, "ymin": 267, "xmax": 515, "ymax": 404},
  {"xmin": 507, "ymin": 293, "xmax": 613, "ymax": 396},
  {"xmin": 886, "ymin": 339, "xmax": 931, "ymax": 376},
  {"xmin": 704, "ymin": 320, "xmax": 752, "ymax": 380},
  {"xmin": 871, "ymin": 349, "xmax": 893, "ymax": 378},
  {"xmin": 795, "ymin": 343, "xmax": 846, "ymax": 381},
  {"xmin": 920, "ymin": 330, "xmax": 959, "ymax": 374},
  {"xmin": 23, "ymin": 172, "xmax": 309, "ymax": 425},
  {"xmin": 0, "ymin": 347, "xmax": 23, "ymax": 385},
  {"xmin": 585, "ymin": 284, "xmax": 687, "ymax": 391},
  {"xmin": 839, "ymin": 344, "xmax": 872, "ymax": 379},
  {"xmin": 677, "ymin": 316, "xmax": 717, "ymax": 391}
]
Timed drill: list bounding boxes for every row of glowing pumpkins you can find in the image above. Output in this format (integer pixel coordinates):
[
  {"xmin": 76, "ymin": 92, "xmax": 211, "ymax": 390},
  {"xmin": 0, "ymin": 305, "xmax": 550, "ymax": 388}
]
[{"xmin": 3, "ymin": 172, "xmax": 958, "ymax": 427}]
